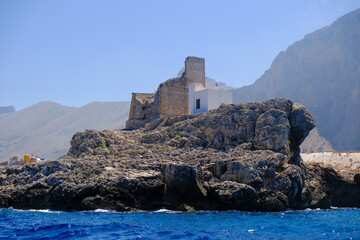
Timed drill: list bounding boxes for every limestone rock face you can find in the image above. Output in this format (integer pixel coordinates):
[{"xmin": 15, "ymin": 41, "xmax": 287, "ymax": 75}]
[
  {"xmin": 232, "ymin": 9, "xmax": 360, "ymax": 152},
  {"xmin": 289, "ymin": 103, "xmax": 315, "ymax": 146},
  {"xmin": 253, "ymin": 109, "xmax": 290, "ymax": 153},
  {"xmin": 207, "ymin": 181, "xmax": 258, "ymax": 210},
  {"xmin": 1, "ymin": 98, "xmax": 357, "ymax": 212},
  {"xmin": 163, "ymin": 164, "xmax": 207, "ymax": 206}
]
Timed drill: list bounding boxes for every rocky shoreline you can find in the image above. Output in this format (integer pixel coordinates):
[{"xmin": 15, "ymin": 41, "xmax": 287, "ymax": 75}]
[
  {"xmin": 0, "ymin": 98, "xmax": 359, "ymax": 212},
  {"xmin": 302, "ymin": 152, "xmax": 360, "ymax": 173}
]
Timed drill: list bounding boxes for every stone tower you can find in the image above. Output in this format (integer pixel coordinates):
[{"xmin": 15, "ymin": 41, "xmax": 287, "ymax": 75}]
[
  {"xmin": 184, "ymin": 57, "xmax": 205, "ymax": 86},
  {"xmin": 126, "ymin": 57, "xmax": 206, "ymax": 130}
]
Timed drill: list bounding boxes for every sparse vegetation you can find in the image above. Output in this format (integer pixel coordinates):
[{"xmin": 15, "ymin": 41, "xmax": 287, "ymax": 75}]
[
  {"xmin": 144, "ymin": 133, "xmax": 155, "ymax": 139},
  {"xmin": 165, "ymin": 146, "xmax": 174, "ymax": 151}
]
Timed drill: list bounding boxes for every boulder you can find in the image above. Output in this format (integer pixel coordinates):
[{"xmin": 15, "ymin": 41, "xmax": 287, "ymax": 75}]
[
  {"xmin": 289, "ymin": 103, "xmax": 315, "ymax": 164},
  {"xmin": 253, "ymin": 109, "xmax": 290, "ymax": 153},
  {"xmin": 163, "ymin": 164, "xmax": 207, "ymax": 207},
  {"xmin": 207, "ymin": 181, "xmax": 258, "ymax": 210}
]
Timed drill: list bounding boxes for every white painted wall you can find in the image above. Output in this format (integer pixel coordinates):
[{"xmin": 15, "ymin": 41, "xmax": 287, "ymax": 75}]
[
  {"xmin": 189, "ymin": 83, "xmax": 208, "ymax": 114},
  {"xmin": 189, "ymin": 83, "xmax": 233, "ymax": 114},
  {"xmin": 219, "ymin": 89, "xmax": 233, "ymax": 106},
  {"xmin": 207, "ymin": 89, "xmax": 219, "ymax": 111}
]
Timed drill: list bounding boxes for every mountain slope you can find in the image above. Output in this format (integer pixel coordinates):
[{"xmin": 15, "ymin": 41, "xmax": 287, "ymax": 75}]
[
  {"xmin": 0, "ymin": 106, "xmax": 15, "ymax": 114},
  {"xmin": 300, "ymin": 128, "xmax": 334, "ymax": 153},
  {"xmin": 0, "ymin": 101, "xmax": 130, "ymax": 160},
  {"xmin": 232, "ymin": 8, "xmax": 360, "ymax": 151}
]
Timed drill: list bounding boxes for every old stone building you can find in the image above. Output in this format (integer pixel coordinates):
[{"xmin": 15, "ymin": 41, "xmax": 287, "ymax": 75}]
[{"xmin": 126, "ymin": 57, "xmax": 232, "ymax": 130}]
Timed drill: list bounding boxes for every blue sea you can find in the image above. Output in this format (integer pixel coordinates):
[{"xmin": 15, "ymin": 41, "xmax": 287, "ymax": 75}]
[{"xmin": 0, "ymin": 208, "xmax": 359, "ymax": 240}]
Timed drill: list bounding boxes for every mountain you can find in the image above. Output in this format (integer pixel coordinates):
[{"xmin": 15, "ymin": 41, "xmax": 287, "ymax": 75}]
[
  {"xmin": 300, "ymin": 128, "xmax": 334, "ymax": 153},
  {"xmin": 232, "ymin": 8, "xmax": 360, "ymax": 151},
  {"xmin": 0, "ymin": 106, "xmax": 15, "ymax": 114},
  {"xmin": 0, "ymin": 101, "xmax": 130, "ymax": 160}
]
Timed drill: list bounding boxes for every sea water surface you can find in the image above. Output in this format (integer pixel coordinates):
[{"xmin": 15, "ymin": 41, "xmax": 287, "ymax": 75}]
[{"xmin": 0, "ymin": 208, "xmax": 359, "ymax": 239}]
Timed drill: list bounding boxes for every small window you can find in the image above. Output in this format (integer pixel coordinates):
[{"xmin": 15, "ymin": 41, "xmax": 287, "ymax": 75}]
[{"xmin": 196, "ymin": 99, "xmax": 200, "ymax": 109}]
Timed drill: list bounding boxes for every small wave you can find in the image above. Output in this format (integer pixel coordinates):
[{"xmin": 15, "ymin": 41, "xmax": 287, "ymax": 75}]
[
  {"xmin": 304, "ymin": 208, "xmax": 323, "ymax": 211},
  {"xmin": 80, "ymin": 209, "xmax": 118, "ymax": 213},
  {"xmin": 94, "ymin": 209, "xmax": 111, "ymax": 213},
  {"xmin": 29, "ymin": 209, "xmax": 61, "ymax": 213},
  {"xmin": 153, "ymin": 209, "xmax": 179, "ymax": 213},
  {"xmin": 12, "ymin": 208, "xmax": 61, "ymax": 214}
]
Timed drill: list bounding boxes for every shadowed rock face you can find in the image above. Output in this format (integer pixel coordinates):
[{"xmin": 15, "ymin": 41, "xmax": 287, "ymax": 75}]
[{"xmin": 0, "ymin": 98, "xmax": 358, "ymax": 212}]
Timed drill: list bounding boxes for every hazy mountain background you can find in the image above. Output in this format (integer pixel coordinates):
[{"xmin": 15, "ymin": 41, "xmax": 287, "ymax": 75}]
[
  {"xmin": 2, "ymin": 9, "xmax": 360, "ymax": 160},
  {"xmin": 300, "ymin": 128, "xmax": 333, "ymax": 153},
  {"xmin": 0, "ymin": 101, "xmax": 129, "ymax": 161},
  {"xmin": 232, "ymin": 8, "xmax": 360, "ymax": 151},
  {"xmin": 0, "ymin": 106, "xmax": 15, "ymax": 114}
]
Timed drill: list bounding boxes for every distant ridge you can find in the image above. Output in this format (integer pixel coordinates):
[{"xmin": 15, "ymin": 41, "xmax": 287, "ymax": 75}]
[
  {"xmin": 232, "ymin": 8, "xmax": 360, "ymax": 151},
  {"xmin": 0, "ymin": 106, "xmax": 15, "ymax": 114},
  {"xmin": 0, "ymin": 101, "xmax": 130, "ymax": 160}
]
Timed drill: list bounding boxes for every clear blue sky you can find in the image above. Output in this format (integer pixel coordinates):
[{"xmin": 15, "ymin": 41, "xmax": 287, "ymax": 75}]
[{"xmin": 1, "ymin": 0, "xmax": 360, "ymax": 110}]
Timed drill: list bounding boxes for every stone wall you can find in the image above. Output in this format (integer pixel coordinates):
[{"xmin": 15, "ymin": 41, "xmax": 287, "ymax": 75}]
[
  {"xmin": 157, "ymin": 77, "xmax": 188, "ymax": 117},
  {"xmin": 126, "ymin": 57, "xmax": 206, "ymax": 129},
  {"xmin": 184, "ymin": 56, "xmax": 205, "ymax": 87},
  {"xmin": 128, "ymin": 93, "xmax": 156, "ymax": 119},
  {"xmin": 126, "ymin": 93, "xmax": 158, "ymax": 129}
]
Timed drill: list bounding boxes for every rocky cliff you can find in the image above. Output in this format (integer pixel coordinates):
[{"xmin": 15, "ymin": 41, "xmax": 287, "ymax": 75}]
[
  {"xmin": 0, "ymin": 99, "xmax": 359, "ymax": 212},
  {"xmin": 232, "ymin": 8, "xmax": 360, "ymax": 151}
]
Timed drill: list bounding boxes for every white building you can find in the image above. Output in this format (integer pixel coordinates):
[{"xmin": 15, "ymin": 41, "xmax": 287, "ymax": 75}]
[{"xmin": 188, "ymin": 81, "xmax": 233, "ymax": 114}]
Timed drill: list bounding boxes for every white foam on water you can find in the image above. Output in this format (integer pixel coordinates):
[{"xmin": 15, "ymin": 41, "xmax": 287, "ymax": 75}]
[
  {"xmin": 154, "ymin": 209, "xmax": 171, "ymax": 213},
  {"xmin": 153, "ymin": 209, "xmax": 179, "ymax": 213},
  {"xmin": 94, "ymin": 209, "xmax": 111, "ymax": 213},
  {"xmin": 80, "ymin": 209, "xmax": 119, "ymax": 213},
  {"xmin": 12, "ymin": 208, "xmax": 61, "ymax": 213},
  {"xmin": 29, "ymin": 209, "xmax": 61, "ymax": 213}
]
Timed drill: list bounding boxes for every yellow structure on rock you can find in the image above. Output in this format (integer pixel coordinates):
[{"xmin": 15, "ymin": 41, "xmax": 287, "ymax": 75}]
[{"xmin": 24, "ymin": 154, "xmax": 30, "ymax": 163}]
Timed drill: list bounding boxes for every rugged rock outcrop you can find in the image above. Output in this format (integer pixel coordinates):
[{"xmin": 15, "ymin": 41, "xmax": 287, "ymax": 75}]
[{"xmin": 0, "ymin": 98, "xmax": 359, "ymax": 212}]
